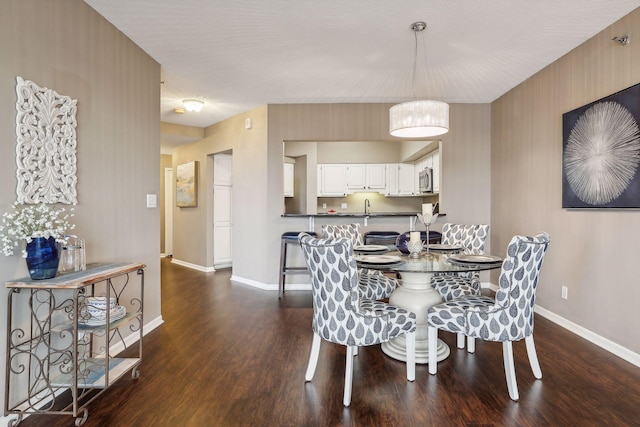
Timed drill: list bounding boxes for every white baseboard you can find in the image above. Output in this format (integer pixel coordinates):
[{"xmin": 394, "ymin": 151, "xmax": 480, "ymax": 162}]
[
  {"xmin": 230, "ymin": 276, "xmax": 313, "ymax": 291},
  {"xmin": 482, "ymin": 281, "xmax": 639, "ymax": 368},
  {"xmin": 231, "ymin": 275, "xmax": 312, "ymax": 292},
  {"xmin": 0, "ymin": 315, "xmax": 165, "ymax": 427},
  {"xmin": 534, "ymin": 305, "xmax": 640, "ymax": 368},
  {"xmin": 170, "ymin": 258, "xmax": 215, "ymax": 272}
]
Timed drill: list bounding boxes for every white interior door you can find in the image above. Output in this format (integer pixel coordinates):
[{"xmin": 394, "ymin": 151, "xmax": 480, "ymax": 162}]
[
  {"xmin": 164, "ymin": 167, "xmax": 173, "ymax": 256},
  {"xmin": 213, "ymin": 154, "xmax": 232, "ymax": 267}
]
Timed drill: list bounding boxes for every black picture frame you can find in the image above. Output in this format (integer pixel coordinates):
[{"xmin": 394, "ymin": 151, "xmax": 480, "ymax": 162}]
[{"xmin": 562, "ymin": 82, "xmax": 640, "ymax": 208}]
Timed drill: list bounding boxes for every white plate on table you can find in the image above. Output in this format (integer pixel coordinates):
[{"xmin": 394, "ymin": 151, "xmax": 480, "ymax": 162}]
[
  {"xmin": 427, "ymin": 244, "xmax": 463, "ymax": 251},
  {"xmin": 448, "ymin": 254, "xmax": 502, "ymax": 264},
  {"xmin": 355, "ymin": 255, "xmax": 401, "ymax": 265},
  {"xmin": 353, "ymin": 245, "xmax": 388, "ymax": 252}
]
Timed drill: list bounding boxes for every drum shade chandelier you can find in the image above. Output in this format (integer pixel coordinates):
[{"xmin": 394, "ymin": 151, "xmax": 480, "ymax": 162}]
[{"xmin": 390, "ymin": 22, "xmax": 449, "ymax": 138}]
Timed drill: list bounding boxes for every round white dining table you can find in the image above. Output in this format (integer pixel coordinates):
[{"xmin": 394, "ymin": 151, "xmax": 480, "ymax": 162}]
[{"xmin": 356, "ymin": 249, "xmax": 503, "ymax": 364}]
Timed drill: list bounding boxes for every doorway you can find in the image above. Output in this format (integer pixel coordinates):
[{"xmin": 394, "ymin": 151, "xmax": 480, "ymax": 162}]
[
  {"xmin": 164, "ymin": 167, "xmax": 173, "ymax": 257},
  {"xmin": 213, "ymin": 154, "xmax": 232, "ymax": 268}
]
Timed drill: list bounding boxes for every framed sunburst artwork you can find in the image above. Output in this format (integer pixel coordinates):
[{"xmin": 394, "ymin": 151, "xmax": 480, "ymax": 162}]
[{"xmin": 562, "ymin": 82, "xmax": 640, "ymax": 208}]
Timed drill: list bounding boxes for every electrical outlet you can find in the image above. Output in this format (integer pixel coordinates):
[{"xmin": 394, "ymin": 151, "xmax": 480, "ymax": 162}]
[
  {"xmin": 322, "ymin": 203, "xmax": 327, "ymax": 209},
  {"xmin": 561, "ymin": 286, "xmax": 568, "ymax": 300},
  {"xmin": 341, "ymin": 203, "xmax": 347, "ymax": 209}
]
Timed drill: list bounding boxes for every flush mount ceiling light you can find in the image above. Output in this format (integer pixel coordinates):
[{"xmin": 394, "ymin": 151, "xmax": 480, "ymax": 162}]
[
  {"xmin": 183, "ymin": 99, "xmax": 204, "ymax": 112},
  {"xmin": 390, "ymin": 21, "xmax": 449, "ymax": 138}
]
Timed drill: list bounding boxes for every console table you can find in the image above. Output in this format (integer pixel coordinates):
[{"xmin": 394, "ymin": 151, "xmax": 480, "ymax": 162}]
[{"xmin": 4, "ymin": 262, "xmax": 145, "ymax": 426}]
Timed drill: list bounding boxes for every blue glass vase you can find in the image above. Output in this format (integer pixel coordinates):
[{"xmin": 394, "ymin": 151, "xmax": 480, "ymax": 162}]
[{"xmin": 25, "ymin": 237, "xmax": 60, "ymax": 280}]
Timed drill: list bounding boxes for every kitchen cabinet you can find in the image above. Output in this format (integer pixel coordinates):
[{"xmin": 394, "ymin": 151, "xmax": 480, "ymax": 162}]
[
  {"xmin": 431, "ymin": 151, "xmax": 440, "ymax": 193},
  {"xmin": 317, "ymin": 164, "xmax": 347, "ymax": 196},
  {"xmin": 398, "ymin": 163, "xmax": 416, "ymax": 195},
  {"xmin": 346, "ymin": 164, "xmax": 366, "ymax": 190},
  {"xmin": 284, "ymin": 162, "xmax": 294, "ymax": 197},
  {"xmin": 4, "ymin": 263, "xmax": 145, "ymax": 426},
  {"xmin": 346, "ymin": 164, "xmax": 386, "ymax": 192},
  {"xmin": 318, "ymin": 164, "xmax": 387, "ymax": 196},
  {"xmin": 366, "ymin": 164, "xmax": 387, "ymax": 190},
  {"xmin": 386, "ymin": 163, "xmax": 415, "ymax": 196}
]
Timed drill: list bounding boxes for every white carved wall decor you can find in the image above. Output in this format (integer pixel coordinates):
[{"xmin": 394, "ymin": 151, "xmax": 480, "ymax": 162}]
[{"xmin": 15, "ymin": 76, "xmax": 78, "ymax": 204}]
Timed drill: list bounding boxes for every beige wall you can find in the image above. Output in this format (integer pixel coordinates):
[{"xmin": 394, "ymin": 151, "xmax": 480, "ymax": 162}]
[
  {"xmin": 0, "ymin": 0, "xmax": 161, "ymax": 412},
  {"xmin": 269, "ymin": 103, "xmax": 492, "ymax": 282},
  {"xmin": 171, "ymin": 106, "xmax": 267, "ymax": 277},
  {"xmin": 170, "ymin": 102, "xmax": 491, "ymax": 286},
  {"xmin": 492, "ymin": 9, "xmax": 640, "ymax": 352}
]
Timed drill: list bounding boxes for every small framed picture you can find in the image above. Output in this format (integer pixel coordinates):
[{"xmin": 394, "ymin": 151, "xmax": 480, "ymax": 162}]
[{"xmin": 176, "ymin": 161, "xmax": 198, "ymax": 207}]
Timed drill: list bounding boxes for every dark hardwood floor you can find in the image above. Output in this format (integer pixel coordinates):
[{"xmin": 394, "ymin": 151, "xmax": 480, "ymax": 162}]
[{"xmin": 17, "ymin": 257, "xmax": 640, "ymax": 426}]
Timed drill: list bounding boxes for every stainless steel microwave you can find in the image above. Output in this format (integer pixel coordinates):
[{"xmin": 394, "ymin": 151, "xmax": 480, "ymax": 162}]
[{"xmin": 419, "ymin": 167, "xmax": 433, "ymax": 193}]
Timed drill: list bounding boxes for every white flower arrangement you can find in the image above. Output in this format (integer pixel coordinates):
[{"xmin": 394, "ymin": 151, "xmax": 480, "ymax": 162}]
[{"xmin": 0, "ymin": 202, "xmax": 75, "ymax": 257}]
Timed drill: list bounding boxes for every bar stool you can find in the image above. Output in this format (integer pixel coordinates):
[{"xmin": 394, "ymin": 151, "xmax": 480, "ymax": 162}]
[
  {"xmin": 279, "ymin": 231, "xmax": 318, "ymax": 298},
  {"xmin": 364, "ymin": 231, "xmax": 400, "ymax": 247}
]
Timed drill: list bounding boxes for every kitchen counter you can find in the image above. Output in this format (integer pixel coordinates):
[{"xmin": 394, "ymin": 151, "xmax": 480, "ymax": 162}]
[
  {"xmin": 282, "ymin": 212, "xmax": 444, "ymax": 230},
  {"xmin": 282, "ymin": 212, "xmax": 420, "ymax": 217}
]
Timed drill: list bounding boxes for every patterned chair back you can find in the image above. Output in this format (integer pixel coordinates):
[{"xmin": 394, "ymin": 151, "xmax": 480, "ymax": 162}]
[
  {"xmin": 321, "ymin": 223, "xmax": 364, "ymax": 246},
  {"xmin": 467, "ymin": 233, "xmax": 550, "ymax": 341},
  {"xmin": 441, "ymin": 223, "xmax": 489, "ymax": 254},
  {"xmin": 298, "ymin": 234, "xmax": 361, "ymax": 345}
]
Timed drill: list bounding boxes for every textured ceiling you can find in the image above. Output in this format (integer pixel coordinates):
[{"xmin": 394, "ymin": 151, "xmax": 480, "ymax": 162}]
[{"xmin": 84, "ymin": 0, "xmax": 640, "ymax": 148}]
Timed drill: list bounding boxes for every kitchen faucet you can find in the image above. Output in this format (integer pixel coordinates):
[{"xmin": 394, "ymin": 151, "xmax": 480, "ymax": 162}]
[{"xmin": 364, "ymin": 198, "xmax": 371, "ymax": 215}]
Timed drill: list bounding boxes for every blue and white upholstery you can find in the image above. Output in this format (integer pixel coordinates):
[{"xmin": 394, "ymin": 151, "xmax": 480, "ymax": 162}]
[
  {"xmin": 427, "ymin": 233, "xmax": 550, "ymax": 400},
  {"xmin": 431, "ymin": 223, "xmax": 490, "ymax": 348},
  {"xmin": 299, "ymin": 233, "xmax": 416, "ymax": 407},
  {"xmin": 432, "ymin": 223, "xmax": 490, "ymax": 301},
  {"xmin": 321, "ymin": 223, "xmax": 398, "ymax": 300}
]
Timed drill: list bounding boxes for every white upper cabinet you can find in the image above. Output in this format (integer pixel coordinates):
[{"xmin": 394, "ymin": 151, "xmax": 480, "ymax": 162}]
[
  {"xmin": 386, "ymin": 163, "xmax": 415, "ymax": 196},
  {"xmin": 346, "ymin": 164, "xmax": 386, "ymax": 192},
  {"xmin": 317, "ymin": 164, "xmax": 348, "ymax": 196},
  {"xmin": 366, "ymin": 164, "xmax": 387, "ymax": 190},
  {"xmin": 346, "ymin": 164, "xmax": 366, "ymax": 190},
  {"xmin": 284, "ymin": 163, "xmax": 294, "ymax": 197},
  {"xmin": 386, "ymin": 164, "xmax": 399, "ymax": 196},
  {"xmin": 431, "ymin": 151, "xmax": 440, "ymax": 193},
  {"xmin": 397, "ymin": 163, "xmax": 416, "ymax": 195},
  {"xmin": 318, "ymin": 164, "xmax": 387, "ymax": 195}
]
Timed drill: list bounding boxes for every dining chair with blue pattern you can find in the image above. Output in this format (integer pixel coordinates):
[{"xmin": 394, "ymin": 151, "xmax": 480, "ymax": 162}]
[
  {"xmin": 321, "ymin": 223, "xmax": 398, "ymax": 300},
  {"xmin": 299, "ymin": 233, "xmax": 417, "ymax": 406},
  {"xmin": 431, "ymin": 223, "xmax": 489, "ymax": 349},
  {"xmin": 427, "ymin": 232, "xmax": 550, "ymax": 400}
]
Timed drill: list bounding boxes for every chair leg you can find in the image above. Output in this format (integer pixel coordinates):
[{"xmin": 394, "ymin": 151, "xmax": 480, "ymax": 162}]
[
  {"xmin": 278, "ymin": 239, "xmax": 287, "ymax": 298},
  {"xmin": 405, "ymin": 331, "xmax": 415, "ymax": 381},
  {"xmin": 525, "ymin": 335, "xmax": 543, "ymax": 379},
  {"xmin": 467, "ymin": 336, "xmax": 476, "ymax": 353},
  {"xmin": 457, "ymin": 332, "xmax": 465, "ymax": 349},
  {"xmin": 305, "ymin": 333, "xmax": 321, "ymax": 381},
  {"xmin": 503, "ymin": 341, "xmax": 519, "ymax": 401},
  {"xmin": 344, "ymin": 346, "xmax": 355, "ymax": 406},
  {"xmin": 428, "ymin": 326, "xmax": 438, "ymax": 374}
]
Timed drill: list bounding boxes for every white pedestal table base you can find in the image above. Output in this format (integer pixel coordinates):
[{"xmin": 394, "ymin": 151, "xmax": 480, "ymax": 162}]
[{"xmin": 381, "ymin": 270, "xmax": 450, "ymax": 364}]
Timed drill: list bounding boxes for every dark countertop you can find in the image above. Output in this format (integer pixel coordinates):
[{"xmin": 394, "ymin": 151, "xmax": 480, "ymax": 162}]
[{"xmin": 282, "ymin": 212, "xmax": 432, "ymax": 218}]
